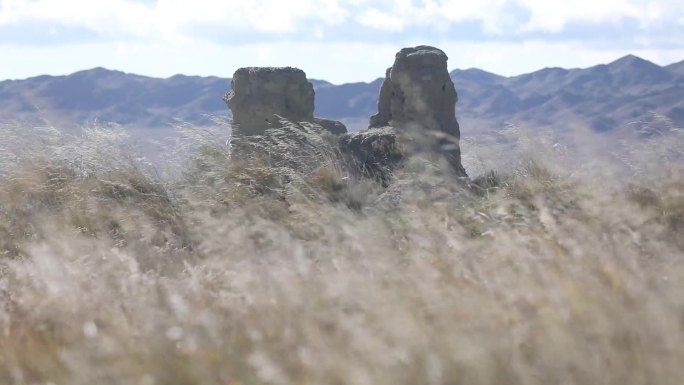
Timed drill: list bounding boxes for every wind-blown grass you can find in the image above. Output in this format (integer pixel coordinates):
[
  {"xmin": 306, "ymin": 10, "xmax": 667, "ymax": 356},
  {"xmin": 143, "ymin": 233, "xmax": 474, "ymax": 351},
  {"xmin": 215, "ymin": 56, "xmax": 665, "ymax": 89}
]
[{"xmin": 0, "ymin": 119, "xmax": 682, "ymax": 385}]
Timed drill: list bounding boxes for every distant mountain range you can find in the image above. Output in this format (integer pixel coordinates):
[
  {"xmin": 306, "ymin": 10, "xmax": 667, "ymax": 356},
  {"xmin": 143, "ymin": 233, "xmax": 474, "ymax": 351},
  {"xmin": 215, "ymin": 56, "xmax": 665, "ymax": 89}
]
[{"xmin": 1, "ymin": 55, "xmax": 683, "ymax": 136}]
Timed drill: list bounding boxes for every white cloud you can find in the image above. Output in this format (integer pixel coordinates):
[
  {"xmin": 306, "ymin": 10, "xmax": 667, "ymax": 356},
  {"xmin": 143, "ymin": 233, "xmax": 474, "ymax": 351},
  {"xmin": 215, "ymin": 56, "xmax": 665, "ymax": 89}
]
[
  {"xmin": 0, "ymin": 0, "xmax": 682, "ymax": 40},
  {"xmin": 0, "ymin": 0, "xmax": 682, "ymax": 82},
  {"xmin": 356, "ymin": 8, "xmax": 405, "ymax": 31},
  {"xmin": 0, "ymin": 0, "xmax": 352, "ymax": 39},
  {"xmin": 352, "ymin": 0, "xmax": 510, "ymax": 33},
  {"xmin": 515, "ymin": 0, "xmax": 684, "ymax": 32},
  {"xmin": 0, "ymin": 0, "xmax": 157, "ymax": 35}
]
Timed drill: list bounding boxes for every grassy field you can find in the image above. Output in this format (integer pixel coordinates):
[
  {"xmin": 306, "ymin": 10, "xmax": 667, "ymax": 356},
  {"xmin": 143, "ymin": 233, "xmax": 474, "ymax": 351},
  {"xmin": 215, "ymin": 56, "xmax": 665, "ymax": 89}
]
[{"xmin": 0, "ymin": 120, "xmax": 682, "ymax": 385}]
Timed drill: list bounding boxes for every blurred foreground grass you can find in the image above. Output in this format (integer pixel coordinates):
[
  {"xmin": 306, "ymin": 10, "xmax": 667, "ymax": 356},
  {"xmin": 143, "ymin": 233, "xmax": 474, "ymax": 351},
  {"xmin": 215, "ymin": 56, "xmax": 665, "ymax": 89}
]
[{"xmin": 0, "ymin": 120, "xmax": 682, "ymax": 385}]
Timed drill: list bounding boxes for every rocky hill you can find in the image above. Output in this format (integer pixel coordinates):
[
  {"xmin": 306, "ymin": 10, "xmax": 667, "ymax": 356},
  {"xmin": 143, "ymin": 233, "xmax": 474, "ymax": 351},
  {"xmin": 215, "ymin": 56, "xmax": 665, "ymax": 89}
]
[
  {"xmin": 453, "ymin": 55, "xmax": 684, "ymax": 134},
  {"xmin": 0, "ymin": 68, "xmax": 228, "ymax": 128},
  {"xmin": 1, "ymin": 55, "xmax": 682, "ymax": 135}
]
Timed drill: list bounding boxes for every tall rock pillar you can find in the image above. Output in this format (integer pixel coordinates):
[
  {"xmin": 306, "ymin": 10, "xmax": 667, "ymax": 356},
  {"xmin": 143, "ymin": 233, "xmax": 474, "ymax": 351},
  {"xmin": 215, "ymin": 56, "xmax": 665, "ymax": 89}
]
[{"xmin": 369, "ymin": 46, "xmax": 465, "ymax": 175}]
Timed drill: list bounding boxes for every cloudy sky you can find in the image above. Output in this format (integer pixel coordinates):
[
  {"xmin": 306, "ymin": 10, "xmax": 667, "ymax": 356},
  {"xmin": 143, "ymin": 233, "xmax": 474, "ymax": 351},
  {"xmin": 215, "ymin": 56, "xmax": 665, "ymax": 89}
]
[{"xmin": 1, "ymin": 0, "xmax": 683, "ymax": 83}]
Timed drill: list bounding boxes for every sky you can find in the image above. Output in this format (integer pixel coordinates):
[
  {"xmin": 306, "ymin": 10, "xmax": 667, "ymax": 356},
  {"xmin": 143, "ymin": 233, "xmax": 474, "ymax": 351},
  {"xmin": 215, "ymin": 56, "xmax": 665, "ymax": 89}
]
[{"xmin": 1, "ymin": 0, "xmax": 683, "ymax": 83}]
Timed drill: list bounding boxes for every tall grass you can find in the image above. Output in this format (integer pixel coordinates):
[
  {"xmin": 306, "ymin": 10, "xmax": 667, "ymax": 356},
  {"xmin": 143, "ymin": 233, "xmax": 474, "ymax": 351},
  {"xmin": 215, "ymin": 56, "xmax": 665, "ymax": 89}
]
[{"xmin": 0, "ymin": 119, "xmax": 682, "ymax": 385}]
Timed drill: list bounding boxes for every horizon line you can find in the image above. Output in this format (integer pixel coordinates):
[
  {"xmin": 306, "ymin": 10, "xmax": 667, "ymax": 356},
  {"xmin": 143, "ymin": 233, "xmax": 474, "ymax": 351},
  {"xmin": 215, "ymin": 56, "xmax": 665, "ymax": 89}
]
[{"xmin": 1, "ymin": 53, "xmax": 682, "ymax": 85}]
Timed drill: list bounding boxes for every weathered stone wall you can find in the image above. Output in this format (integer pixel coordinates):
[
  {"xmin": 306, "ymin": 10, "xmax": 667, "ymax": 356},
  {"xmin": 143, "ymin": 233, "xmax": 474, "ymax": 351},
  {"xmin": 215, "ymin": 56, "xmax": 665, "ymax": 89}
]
[{"xmin": 225, "ymin": 67, "xmax": 346, "ymax": 136}]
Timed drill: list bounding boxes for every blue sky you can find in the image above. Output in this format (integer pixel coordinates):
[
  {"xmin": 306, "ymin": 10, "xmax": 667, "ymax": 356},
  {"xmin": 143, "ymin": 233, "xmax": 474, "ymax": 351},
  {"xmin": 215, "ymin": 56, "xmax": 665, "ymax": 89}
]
[{"xmin": 1, "ymin": 0, "xmax": 683, "ymax": 83}]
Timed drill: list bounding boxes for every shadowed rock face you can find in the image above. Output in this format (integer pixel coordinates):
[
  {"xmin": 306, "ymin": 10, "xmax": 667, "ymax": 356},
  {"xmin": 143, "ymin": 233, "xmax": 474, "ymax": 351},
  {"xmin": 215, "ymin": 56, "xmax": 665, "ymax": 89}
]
[
  {"xmin": 369, "ymin": 46, "xmax": 465, "ymax": 175},
  {"xmin": 225, "ymin": 67, "xmax": 346, "ymax": 136},
  {"xmin": 339, "ymin": 126, "xmax": 404, "ymax": 186}
]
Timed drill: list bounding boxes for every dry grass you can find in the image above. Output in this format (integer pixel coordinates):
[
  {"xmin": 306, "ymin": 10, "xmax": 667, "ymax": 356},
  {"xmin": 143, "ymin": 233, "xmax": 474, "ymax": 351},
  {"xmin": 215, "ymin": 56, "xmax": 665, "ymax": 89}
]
[{"xmin": 0, "ymin": 120, "xmax": 683, "ymax": 385}]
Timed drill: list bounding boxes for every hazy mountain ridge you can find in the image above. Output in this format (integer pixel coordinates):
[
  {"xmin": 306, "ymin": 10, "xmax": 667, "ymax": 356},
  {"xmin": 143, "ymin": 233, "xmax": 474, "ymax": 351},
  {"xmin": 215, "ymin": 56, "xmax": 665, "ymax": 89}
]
[
  {"xmin": 0, "ymin": 68, "xmax": 228, "ymax": 128},
  {"xmin": 453, "ymin": 55, "xmax": 684, "ymax": 133},
  {"xmin": 1, "ymin": 55, "xmax": 683, "ymax": 134}
]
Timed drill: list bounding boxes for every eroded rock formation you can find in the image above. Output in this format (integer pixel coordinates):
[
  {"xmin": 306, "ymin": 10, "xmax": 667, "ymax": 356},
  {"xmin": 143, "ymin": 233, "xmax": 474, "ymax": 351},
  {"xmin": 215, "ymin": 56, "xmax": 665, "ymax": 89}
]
[
  {"xmin": 224, "ymin": 48, "xmax": 466, "ymax": 183},
  {"xmin": 364, "ymin": 45, "xmax": 466, "ymax": 176},
  {"xmin": 225, "ymin": 67, "xmax": 346, "ymax": 136},
  {"xmin": 340, "ymin": 126, "xmax": 404, "ymax": 186}
]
